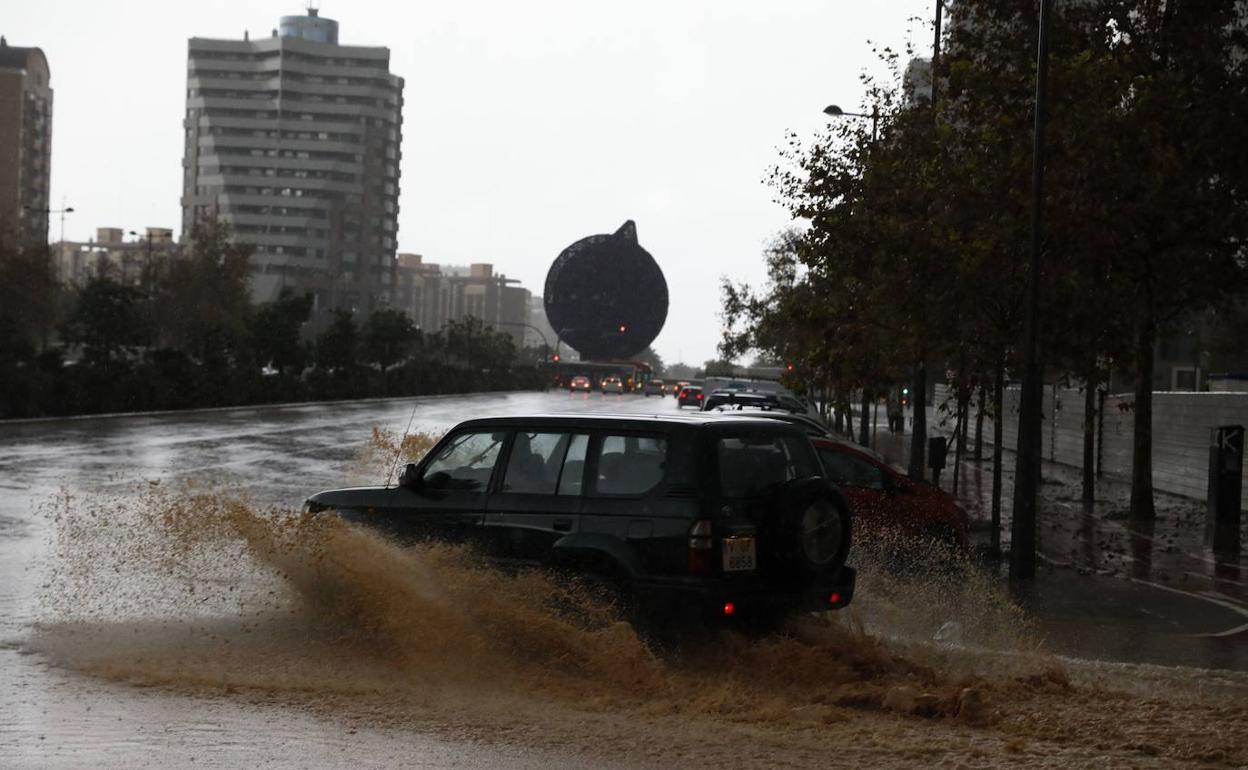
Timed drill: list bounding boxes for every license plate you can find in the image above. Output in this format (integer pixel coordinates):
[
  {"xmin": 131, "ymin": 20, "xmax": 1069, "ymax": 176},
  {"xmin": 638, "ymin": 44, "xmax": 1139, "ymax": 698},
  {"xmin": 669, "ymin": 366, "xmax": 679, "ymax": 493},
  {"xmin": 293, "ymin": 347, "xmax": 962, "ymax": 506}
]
[{"xmin": 722, "ymin": 536, "xmax": 757, "ymax": 572}]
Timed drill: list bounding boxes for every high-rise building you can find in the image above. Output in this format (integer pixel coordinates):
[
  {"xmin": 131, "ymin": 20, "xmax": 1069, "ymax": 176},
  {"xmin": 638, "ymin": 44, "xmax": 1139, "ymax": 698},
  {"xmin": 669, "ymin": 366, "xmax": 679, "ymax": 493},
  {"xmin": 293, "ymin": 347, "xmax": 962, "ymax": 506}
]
[
  {"xmin": 0, "ymin": 38, "xmax": 52, "ymax": 241},
  {"xmin": 181, "ymin": 9, "xmax": 404, "ymax": 319}
]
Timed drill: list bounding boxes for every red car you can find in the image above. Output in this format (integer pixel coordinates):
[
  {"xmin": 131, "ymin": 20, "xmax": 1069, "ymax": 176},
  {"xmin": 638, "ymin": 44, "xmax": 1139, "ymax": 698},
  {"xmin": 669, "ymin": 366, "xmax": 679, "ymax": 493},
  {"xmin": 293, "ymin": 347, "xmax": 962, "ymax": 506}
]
[{"xmin": 811, "ymin": 437, "xmax": 968, "ymax": 549}]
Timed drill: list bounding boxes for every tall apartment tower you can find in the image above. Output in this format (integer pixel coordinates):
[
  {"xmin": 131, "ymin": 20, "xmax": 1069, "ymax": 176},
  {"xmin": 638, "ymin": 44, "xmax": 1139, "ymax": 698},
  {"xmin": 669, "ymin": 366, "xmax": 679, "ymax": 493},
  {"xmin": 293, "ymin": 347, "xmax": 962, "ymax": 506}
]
[
  {"xmin": 0, "ymin": 38, "xmax": 53, "ymax": 242},
  {"xmin": 181, "ymin": 9, "xmax": 404, "ymax": 317}
]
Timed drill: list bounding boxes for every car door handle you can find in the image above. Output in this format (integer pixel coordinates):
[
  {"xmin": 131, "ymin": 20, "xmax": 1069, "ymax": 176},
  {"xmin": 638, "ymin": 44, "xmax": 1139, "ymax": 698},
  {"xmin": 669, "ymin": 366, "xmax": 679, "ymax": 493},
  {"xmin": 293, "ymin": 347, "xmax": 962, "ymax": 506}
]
[{"xmin": 553, "ymin": 519, "xmax": 572, "ymax": 532}]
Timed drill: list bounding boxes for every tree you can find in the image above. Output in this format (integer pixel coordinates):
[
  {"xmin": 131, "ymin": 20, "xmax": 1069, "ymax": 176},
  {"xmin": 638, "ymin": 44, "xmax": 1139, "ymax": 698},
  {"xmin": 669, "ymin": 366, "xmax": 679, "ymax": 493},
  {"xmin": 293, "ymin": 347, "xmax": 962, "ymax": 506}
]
[
  {"xmin": 363, "ymin": 308, "xmax": 418, "ymax": 371},
  {"xmin": 154, "ymin": 222, "xmax": 252, "ymax": 364},
  {"xmin": 316, "ymin": 308, "xmax": 360, "ymax": 372},
  {"xmin": 62, "ymin": 274, "xmax": 150, "ymax": 362},
  {"xmin": 0, "ymin": 235, "xmax": 59, "ymax": 357},
  {"xmin": 633, "ymin": 346, "xmax": 666, "ymax": 377},
  {"xmin": 247, "ymin": 288, "xmax": 312, "ymax": 374}
]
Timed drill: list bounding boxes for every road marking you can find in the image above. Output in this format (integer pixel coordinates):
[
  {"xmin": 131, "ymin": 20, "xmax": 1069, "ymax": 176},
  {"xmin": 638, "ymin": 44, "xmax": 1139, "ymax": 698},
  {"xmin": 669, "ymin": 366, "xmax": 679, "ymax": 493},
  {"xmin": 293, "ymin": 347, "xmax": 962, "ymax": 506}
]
[{"xmin": 1127, "ymin": 576, "xmax": 1248, "ymax": 638}]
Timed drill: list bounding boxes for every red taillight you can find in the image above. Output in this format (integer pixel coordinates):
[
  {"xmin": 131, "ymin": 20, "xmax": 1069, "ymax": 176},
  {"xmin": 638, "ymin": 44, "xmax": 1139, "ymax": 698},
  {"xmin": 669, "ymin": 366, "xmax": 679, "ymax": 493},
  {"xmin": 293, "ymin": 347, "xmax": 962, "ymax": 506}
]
[
  {"xmin": 722, "ymin": 602, "xmax": 736, "ymax": 616},
  {"xmin": 688, "ymin": 519, "xmax": 713, "ymax": 574},
  {"xmin": 696, "ymin": 393, "xmax": 704, "ymax": 400},
  {"xmin": 829, "ymin": 592, "xmax": 842, "ymax": 606}
]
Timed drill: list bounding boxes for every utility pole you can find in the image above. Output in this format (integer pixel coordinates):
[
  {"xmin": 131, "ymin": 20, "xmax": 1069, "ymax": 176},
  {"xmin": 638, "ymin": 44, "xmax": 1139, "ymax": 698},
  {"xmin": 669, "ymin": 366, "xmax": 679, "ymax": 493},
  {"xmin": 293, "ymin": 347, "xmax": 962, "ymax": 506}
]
[
  {"xmin": 1011, "ymin": 0, "xmax": 1054, "ymax": 581},
  {"xmin": 909, "ymin": 0, "xmax": 944, "ymax": 481}
]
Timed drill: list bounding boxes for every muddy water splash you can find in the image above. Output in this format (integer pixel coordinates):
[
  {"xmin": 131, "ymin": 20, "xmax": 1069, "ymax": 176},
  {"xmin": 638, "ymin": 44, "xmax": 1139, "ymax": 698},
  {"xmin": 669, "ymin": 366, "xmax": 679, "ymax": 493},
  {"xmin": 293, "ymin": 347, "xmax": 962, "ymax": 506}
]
[{"xmin": 35, "ymin": 481, "xmax": 1002, "ymax": 718}]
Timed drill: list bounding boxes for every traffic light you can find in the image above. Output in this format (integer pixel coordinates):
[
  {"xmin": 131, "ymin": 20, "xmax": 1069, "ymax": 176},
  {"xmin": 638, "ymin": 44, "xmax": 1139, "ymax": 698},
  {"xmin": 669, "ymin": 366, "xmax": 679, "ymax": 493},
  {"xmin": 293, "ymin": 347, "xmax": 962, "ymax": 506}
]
[
  {"xmin": 552, "ymin": 353, "xmax": 561, "ymax": 362},
  {"xmin": 901, "ymin": 387, "xmax": 910, "ymax": 396},
  {"xmin": 618, "ymin": 324, "xmax": 627, "ymax": 333}
]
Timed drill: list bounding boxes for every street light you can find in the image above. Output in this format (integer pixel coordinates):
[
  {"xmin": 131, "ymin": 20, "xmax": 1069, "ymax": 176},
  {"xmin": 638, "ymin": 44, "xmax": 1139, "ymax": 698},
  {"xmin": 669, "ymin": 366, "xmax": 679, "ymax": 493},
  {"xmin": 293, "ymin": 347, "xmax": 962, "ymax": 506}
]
[
  {"xmin": 25, "ymin": 203, "xmax": 74, "ymax": 245},
  {"xmin": 823, "ymin": 104, "xmax": 879, "ymax": 143},
  {"xmin": 128, "ymin": 230, "xmax": 158, "ymax": 290},
  {"xmin": 26, "ymin": 203, "xmax": 74, "ymax": 285}
]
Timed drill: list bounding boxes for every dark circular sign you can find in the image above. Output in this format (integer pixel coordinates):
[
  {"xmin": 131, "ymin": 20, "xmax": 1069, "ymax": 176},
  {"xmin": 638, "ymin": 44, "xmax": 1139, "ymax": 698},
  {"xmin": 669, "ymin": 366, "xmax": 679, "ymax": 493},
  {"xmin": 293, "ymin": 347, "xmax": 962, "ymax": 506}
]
[{"xmin": 544, "ymin": 220, "xmax": 668, "ymax": 360}]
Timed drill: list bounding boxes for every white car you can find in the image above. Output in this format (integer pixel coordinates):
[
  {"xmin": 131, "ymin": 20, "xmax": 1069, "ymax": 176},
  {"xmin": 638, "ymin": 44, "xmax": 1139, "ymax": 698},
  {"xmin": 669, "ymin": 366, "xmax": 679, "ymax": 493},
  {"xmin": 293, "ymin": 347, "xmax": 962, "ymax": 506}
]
[{"xmin": 601, "ymin": 376, "xmax": 624, "ymax": 394}]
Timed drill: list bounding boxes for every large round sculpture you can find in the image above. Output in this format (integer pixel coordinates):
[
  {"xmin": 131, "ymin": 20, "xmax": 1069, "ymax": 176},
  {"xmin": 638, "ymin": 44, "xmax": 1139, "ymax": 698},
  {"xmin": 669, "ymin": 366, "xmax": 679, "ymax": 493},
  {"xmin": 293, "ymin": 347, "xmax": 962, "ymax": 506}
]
[{"xmin": 544, "ymin": 220, "xmax": 668, "ymax": 360}]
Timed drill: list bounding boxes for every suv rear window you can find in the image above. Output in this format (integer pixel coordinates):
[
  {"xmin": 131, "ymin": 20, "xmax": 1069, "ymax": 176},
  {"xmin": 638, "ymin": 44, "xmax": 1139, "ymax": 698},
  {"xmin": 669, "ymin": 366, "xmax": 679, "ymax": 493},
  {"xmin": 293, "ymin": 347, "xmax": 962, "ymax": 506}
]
[{"xmin": 716, "ymin": 434, "xmax": 817, "ymax": 498}]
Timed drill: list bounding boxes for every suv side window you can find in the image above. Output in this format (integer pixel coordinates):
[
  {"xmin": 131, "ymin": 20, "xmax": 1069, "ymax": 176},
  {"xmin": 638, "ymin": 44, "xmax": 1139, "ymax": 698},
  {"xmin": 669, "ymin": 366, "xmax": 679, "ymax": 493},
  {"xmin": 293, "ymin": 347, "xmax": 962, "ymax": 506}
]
[
  {"xmin": 422, "ymin": 430, "xmax": 505, "ymax": 490},
  {"xmin": 594, "ymin": 434, "xmax": 668, "ymax": 496},
  {"xmin": 818, "ymin": 448, "xmax": 885, "ymax": 490},
  {"xmin": 502, "ymin": 432, "xmax": 570, "ymax": 494}
]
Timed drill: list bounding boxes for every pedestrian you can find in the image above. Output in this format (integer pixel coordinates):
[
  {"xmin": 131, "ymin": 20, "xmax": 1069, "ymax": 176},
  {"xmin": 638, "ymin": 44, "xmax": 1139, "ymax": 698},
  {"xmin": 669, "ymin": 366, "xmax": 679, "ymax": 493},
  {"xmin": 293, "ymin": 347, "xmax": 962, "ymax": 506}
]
[{"xmin": 888, "ymin": 395, "xmax": 903, "ymax": 434}]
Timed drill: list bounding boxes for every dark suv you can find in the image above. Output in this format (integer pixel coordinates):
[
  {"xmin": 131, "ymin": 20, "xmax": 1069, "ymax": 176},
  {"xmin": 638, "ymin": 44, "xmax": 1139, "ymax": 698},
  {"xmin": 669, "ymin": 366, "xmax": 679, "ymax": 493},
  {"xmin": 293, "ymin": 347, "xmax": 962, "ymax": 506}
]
[{"xmin": 305, "ymin": 414, "xmax": 855, "ymax": 625}]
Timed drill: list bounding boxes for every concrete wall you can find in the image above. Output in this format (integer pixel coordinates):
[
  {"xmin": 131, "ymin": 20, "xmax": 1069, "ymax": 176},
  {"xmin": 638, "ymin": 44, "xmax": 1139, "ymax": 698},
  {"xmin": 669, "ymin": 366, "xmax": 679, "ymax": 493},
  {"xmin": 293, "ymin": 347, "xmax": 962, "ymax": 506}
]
[{"xmin": 931, "ymin": 384, "xmax": 1248, "ymax": 501}]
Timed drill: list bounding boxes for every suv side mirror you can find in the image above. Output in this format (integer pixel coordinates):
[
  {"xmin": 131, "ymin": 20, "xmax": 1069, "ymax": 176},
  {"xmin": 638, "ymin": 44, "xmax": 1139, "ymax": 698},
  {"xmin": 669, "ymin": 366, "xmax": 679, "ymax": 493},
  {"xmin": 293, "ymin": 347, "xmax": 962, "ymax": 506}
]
[{"xmin": 398, "ymin": 463, "xmax": 420, "ymax": 488}]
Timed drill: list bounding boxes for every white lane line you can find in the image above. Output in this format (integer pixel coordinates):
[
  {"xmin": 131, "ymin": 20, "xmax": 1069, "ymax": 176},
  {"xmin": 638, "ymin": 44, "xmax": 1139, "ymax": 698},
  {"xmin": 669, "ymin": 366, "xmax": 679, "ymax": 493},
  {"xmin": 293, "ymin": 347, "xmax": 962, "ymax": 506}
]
[{"xmin": 1127, "ymin": 576, "xmax": 1248, "ymax": 638}]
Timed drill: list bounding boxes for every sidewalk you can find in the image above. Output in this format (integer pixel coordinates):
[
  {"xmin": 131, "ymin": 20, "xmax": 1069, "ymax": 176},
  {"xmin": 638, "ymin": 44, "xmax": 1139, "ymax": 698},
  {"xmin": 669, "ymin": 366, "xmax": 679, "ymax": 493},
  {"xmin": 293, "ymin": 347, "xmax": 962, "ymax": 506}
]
[{"xmin": 844, "ymin": 404, "xmax": 1248, "ymax": 670}]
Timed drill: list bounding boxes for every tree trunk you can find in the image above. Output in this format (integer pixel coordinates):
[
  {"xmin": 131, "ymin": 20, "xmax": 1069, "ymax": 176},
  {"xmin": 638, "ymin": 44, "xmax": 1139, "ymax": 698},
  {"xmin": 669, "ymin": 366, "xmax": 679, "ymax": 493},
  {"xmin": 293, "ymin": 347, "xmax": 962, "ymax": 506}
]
[
  {"xmin": 1130, "ymin": 311, "xmax": 1156, "ymax": 521},
  {"xmin": 952, "ymin": 396, "xmax": 965, "ymax": 495},
  {"xmin": 859, "ymin": 389, "xmax": 871, "ymax": 447},
  {"xmin": 845, "ymin": 395, "xmax": 855, "ymax": 441},
  {"xmin": 1081, "ymin": 372, "xmax": 1097, "ymax": 510},
  {"xmin": 991, "ymin": 361, "xmax": 1005, "ymax": 559},
  {"xmin": 959, "ymin": 389, "xmax": 971, "ymax": 455},
  {"xmin": 974, "ymin": 384, "xmax": 986, "ymax": 461},
  {"xmin": 908, "ymin": 361, "xmax": 927, "ymax": 480}
]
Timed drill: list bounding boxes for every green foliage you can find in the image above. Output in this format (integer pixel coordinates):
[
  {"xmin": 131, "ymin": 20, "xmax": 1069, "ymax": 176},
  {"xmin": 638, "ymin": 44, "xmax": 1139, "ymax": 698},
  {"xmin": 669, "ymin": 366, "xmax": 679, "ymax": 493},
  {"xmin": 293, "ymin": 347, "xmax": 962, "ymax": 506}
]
[
  {"xmin": 733, "ymin": 0, "xmax": 1247, "ymax": 391},
  {"xmin": 0, "ymin": 236, "xmax": 59, "ymax": 358},
  {"xmin": 436, "ymin": 316, "xmax": 516, "ymax": 371},
  {"xmin": 248, "ymin": 288, "xmax": 313, "ymax": 374},
  {"xmin": 363, "ymin": 308, "xmax": 419, "ymax": 371},
  {"xmin": 63, "ymin": 274, "xmax": 149, "ymax": 362},
  {"xmin": 153, "ymin": 222, "xmax": 253, "ymax": 364},
  {"xmin": 316, "ymin": 308, "xmax": 360, "ymax": 372}
]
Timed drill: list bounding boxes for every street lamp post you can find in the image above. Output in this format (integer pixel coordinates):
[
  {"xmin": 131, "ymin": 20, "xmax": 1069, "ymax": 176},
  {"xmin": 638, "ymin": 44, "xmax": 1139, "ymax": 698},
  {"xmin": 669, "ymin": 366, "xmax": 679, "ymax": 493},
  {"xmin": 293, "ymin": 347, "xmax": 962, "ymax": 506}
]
[
  {"xmin": 822, "ymin": 104, "xmax": 878, "ymax": 144},
  {"xmin": 24, "ymin": 203, "xmax": 74, "ymax": 281},
  {"xmin": 128, "ymin": 230, "xmax": 155, "ymax": 289},
  {"xmin": 1010, "ymin": 0, "xmax": 1055, "ymax": 581},
  {"xmin": 823, "ymin": 103, "xmax": 880, "ymax": 449}
]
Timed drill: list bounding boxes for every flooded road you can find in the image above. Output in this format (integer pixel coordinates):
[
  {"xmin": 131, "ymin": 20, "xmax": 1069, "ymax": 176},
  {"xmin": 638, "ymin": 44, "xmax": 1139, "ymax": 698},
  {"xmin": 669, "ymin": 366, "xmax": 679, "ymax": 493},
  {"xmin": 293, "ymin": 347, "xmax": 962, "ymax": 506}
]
[{"xmin": 2, "ymin": 392, "xmax": 1246, "ymax": 769}]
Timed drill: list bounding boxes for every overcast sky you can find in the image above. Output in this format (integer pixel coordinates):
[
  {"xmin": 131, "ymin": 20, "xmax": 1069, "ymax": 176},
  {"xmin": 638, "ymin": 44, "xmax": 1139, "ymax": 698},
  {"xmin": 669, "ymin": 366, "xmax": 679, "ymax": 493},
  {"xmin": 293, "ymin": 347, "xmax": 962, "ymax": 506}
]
[{"xmin": 9, "ymin": 1, "xmax": 934, "ymax": 365}]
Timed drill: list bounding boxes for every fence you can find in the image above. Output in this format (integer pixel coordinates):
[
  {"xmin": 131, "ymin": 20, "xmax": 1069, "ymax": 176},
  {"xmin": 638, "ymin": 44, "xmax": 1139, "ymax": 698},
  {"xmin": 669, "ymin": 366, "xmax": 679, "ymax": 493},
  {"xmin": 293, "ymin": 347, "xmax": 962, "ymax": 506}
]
[{"xmin": 930, "ymin": 384, "xmax": 1248, "ymax": 502}]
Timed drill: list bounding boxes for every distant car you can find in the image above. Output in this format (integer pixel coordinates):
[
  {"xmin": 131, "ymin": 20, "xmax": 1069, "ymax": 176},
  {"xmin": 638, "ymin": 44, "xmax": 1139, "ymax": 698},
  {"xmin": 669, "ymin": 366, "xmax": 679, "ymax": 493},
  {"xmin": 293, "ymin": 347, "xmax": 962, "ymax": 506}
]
[
  {"xmin": 811, "ymin": 437, "xmax": 968, "ymax": 550},
  {"xmin": 601, "ymin": 376, "xmax": 624, "ymax": 394},
  {"xmin": 644, "ymin": 379, "xmax": 666, "ymax": 397},
  {"xmin": 676, "ymin": 385, "xmax": 704, "ymax": 408},
  {"xmin": 570, "ymin": 375, "xmax": 592, "ymax": 392}
]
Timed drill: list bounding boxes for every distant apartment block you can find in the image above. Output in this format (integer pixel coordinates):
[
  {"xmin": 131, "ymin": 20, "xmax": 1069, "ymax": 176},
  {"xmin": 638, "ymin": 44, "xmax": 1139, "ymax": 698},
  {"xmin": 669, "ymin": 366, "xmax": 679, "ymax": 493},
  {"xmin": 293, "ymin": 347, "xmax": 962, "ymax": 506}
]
[
  {"xmin": 0, "ymin": 38, "xmax": 52, "ymax": 241},
  {"xmin": 56, "ymin": 227, "xmax": 178, "ymax": 287},
  {"xmin": 181, "ymin": 10, "xmax": 404, "ymax": 319},
  {"xmin": 394, "ymin": 254, "xmax": 532, "ymax": 344}
]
